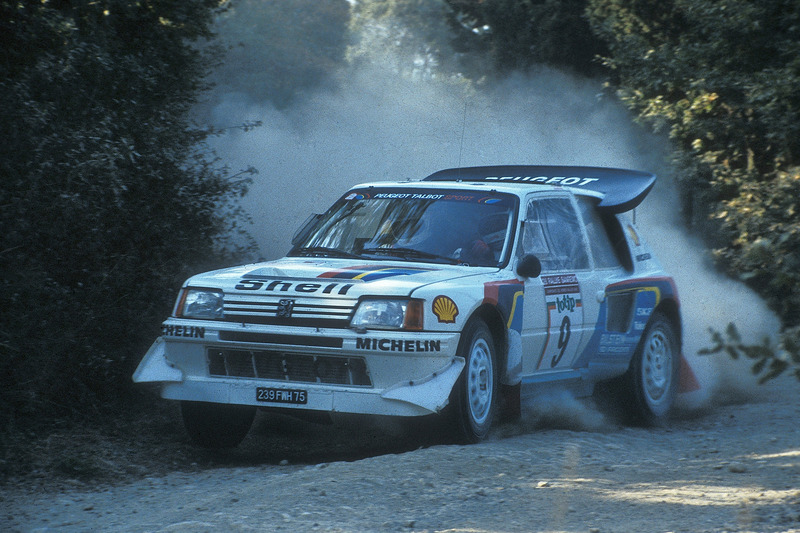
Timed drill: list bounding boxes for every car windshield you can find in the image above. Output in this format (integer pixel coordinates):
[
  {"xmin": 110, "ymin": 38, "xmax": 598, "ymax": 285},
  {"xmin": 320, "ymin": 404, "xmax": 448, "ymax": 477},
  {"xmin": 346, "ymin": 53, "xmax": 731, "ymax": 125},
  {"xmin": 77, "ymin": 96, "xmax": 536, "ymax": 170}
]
[{"xmin": 290, "ymin": 188, "xmax": 518, "ymax": 267}]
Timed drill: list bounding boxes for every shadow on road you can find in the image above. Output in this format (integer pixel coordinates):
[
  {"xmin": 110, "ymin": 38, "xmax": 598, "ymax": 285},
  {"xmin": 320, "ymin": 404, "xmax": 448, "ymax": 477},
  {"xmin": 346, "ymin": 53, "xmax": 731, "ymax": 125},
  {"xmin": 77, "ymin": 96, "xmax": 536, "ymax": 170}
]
[{"xmin": 188, "ymin": 409, "xmax": 457, "ymax": 469}]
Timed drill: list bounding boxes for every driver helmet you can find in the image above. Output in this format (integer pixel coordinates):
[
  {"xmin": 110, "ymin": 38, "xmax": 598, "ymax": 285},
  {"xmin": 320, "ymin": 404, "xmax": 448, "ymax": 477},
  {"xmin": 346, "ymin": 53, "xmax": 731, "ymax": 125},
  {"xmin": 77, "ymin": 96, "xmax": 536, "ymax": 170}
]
[{"xmin": 478, "ymin": 213, "xmax": 508, "ymax": 250}]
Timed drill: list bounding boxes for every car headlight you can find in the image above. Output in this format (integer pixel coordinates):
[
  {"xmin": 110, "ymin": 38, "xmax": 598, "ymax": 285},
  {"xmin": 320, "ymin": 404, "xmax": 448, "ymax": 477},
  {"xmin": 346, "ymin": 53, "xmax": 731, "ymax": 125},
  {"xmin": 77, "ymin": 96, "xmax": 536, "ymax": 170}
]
[
  {"xmin": 176, "ymin": 288, "xmax": 224, "ymax": 319},
  {"xmin": 351, "ymin": 298, "xmax": 423, "ymax": 330}
]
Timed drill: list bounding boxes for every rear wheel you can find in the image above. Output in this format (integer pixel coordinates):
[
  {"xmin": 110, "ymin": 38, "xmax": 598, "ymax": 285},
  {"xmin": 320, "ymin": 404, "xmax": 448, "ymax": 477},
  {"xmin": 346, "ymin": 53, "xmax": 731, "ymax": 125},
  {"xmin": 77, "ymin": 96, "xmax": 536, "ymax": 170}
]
[
  {"xmin": 450, "ymin": 319, "xmax": 497, "ymax": 443},
  {"xmin": 624, "ymin": 312, "xmax": 679, "ymax": 424},
  {"xmin": 181, "ymin": 401, "xmax": 256, "ymax": 449}
]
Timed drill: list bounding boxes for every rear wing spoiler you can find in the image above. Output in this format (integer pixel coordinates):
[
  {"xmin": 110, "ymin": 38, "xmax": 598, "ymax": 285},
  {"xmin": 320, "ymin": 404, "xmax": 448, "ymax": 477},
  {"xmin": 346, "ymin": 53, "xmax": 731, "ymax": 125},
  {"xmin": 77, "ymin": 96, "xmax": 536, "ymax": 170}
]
[{"xmin": 423, "ymin": 165, "xmax": 656, "ymax": 214}]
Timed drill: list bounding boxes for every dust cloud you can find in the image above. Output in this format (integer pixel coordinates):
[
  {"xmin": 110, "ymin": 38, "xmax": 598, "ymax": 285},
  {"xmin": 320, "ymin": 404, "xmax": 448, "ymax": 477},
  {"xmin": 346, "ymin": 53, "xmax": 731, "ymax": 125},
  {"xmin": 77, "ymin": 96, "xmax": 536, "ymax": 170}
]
[
  {"xmin": 205, "ymin": 26, "xmax": 779, "ymax": 423},
  {"xmin": 210, "ymin": 66, "xmax": 661, "ymax": 257},
  {"xmin": 640, "ymin": 173, "xmax": 780, "ymax": 410}
]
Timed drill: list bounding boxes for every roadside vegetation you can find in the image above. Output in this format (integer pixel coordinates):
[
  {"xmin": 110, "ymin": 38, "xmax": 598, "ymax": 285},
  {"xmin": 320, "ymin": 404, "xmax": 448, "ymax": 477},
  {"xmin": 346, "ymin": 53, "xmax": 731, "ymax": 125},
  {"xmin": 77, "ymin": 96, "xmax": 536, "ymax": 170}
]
[
  {"xmin": 0, "ymin": 1, "xmax": 257, "ymax": 435},
  {"xmin": 2, "ymin": 0, "xmax": 799, "ymax": 480}
]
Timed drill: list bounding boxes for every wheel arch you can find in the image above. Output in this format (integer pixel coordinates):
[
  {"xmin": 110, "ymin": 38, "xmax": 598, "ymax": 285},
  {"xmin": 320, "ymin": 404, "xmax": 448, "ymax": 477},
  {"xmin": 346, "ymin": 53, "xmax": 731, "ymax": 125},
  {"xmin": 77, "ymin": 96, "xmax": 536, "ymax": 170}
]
[
  {"xmin": 467, "ymin": 303, "xmax": 508, "ymax": 378},
  {"xmin": 654, "ymin": 298, "xmax": 682, "ymax": 348}
]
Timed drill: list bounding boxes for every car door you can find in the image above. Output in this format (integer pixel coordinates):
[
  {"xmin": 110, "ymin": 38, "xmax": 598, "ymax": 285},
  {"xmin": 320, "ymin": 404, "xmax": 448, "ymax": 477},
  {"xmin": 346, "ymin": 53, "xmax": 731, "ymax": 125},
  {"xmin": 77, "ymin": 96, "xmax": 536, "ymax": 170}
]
[{"xmin": 519, "ymin": 194, "xmax": 593, "ymax": 374}]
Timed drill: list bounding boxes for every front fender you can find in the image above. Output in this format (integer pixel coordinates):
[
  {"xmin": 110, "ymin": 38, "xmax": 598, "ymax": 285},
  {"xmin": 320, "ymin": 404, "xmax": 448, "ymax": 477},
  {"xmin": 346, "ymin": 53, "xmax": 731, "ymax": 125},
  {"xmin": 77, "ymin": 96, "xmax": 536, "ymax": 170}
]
[{"xmin": 132, "ymin": 338, "xmax": 183, "ymax": 383}]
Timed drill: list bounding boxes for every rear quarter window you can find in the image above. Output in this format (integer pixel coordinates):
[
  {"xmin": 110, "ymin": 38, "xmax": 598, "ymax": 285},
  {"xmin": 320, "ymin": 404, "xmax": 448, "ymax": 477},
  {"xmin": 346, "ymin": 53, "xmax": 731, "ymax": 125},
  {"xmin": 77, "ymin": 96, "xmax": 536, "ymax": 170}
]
[{"xmin": 577, "ymin": 197, "xmax": 632, "ymax": 271}]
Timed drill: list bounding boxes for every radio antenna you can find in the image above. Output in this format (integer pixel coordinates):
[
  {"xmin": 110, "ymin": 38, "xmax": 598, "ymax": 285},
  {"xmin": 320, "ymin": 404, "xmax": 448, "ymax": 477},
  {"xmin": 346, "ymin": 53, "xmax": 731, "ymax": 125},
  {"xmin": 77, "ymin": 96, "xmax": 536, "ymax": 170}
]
[{"xmin": 457, "ymin": 100, "xmax": 468, "ymax": 175}]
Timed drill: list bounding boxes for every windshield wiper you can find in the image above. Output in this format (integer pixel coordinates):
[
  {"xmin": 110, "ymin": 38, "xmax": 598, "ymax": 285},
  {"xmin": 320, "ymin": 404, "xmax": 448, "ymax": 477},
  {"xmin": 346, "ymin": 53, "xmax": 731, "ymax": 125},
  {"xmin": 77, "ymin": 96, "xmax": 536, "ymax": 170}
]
[
  {"xmin": 293, "ymin": 246, "xmax": 363, "ymax": 259},
  {"xmin": 365, "ymin": 247, "xmax": 460, "ymax": 265}
]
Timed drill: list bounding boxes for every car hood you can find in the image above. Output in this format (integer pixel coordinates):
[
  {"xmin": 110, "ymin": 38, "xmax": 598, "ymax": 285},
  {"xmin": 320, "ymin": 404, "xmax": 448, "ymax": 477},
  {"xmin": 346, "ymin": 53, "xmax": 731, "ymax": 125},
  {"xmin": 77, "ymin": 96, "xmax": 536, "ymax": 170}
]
[{"xmin": 186, "ymin": 257, "xmax": 496, "ymax": 298}]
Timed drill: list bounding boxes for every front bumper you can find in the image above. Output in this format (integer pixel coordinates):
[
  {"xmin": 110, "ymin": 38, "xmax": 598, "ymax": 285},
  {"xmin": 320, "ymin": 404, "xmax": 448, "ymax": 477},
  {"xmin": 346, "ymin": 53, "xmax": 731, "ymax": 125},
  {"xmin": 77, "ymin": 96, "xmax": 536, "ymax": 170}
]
[{"xmin": 133, "ymin": 320, "xmax": 464, "ymax": 417}]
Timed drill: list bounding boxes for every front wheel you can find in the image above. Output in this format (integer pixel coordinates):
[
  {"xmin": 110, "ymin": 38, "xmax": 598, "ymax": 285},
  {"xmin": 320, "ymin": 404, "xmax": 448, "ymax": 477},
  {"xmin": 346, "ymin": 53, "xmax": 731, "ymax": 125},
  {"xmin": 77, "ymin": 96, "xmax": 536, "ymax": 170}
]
[
  {"xmin": 450, "ymin": 319, "xmax": 498, "ymax": 443},
  {"xmin": 181, "ymin": 401, "xmax": 256, "ymax": 449}
]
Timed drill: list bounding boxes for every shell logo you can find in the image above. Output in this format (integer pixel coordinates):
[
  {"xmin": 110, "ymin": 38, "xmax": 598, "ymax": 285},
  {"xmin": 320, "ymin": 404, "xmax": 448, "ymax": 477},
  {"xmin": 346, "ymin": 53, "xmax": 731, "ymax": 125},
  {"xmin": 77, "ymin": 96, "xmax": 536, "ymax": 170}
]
[{"xmin": 432, "ymin": 295, "xmax": 459, "ymax": 324}]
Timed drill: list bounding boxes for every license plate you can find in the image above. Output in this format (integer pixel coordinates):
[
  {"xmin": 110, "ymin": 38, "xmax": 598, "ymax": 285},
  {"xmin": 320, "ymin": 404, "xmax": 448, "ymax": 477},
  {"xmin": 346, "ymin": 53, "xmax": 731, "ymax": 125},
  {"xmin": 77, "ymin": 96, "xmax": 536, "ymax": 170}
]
[{"xmin": 256, "ymin": 387, "xmax": 307, "ymax": 405}]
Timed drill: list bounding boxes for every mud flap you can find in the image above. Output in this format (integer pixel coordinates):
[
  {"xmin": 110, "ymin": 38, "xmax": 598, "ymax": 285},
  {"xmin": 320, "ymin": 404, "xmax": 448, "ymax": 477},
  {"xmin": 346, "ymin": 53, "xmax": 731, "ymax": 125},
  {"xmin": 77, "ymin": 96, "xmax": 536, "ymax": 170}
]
[{"xmin": 678, "ymin": 354, "xmax": 701, "ymax": 393}]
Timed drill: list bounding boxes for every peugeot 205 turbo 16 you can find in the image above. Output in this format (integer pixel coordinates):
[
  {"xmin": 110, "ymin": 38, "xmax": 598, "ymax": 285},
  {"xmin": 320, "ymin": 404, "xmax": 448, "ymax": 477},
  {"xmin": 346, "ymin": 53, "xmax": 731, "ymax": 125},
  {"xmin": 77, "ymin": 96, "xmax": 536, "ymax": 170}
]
[{"xmin": 134, "ymin": 165, "xmax": 698, "ymax": 448}]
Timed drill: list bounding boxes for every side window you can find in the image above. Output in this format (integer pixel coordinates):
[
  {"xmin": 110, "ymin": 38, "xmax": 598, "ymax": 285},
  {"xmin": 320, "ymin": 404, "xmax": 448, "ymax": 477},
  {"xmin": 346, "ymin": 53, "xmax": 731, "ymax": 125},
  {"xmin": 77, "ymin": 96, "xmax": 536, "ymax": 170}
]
[
  {"xmin": 522, "ymin": 197, "xmax": 589, "ymax": 271},
  {"xmin": 576, "ymin": 197, "xmax": 622, "ymax": 269}
]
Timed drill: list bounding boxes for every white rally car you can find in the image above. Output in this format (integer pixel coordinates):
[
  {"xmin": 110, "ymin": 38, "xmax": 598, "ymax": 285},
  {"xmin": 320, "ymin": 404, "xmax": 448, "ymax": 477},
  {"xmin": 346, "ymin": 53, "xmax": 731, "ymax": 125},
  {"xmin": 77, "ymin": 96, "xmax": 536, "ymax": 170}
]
[{"xmin": 134, "ymin": 165, "xmax": 699, "ymax": 447}]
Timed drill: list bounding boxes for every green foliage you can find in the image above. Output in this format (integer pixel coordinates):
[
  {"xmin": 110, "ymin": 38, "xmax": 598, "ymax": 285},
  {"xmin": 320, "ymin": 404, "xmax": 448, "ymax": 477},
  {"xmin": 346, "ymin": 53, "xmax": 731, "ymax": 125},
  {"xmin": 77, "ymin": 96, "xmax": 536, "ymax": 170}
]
[
  {"xmin": 701, "ymin": 324, "xmax": 800, "ymax": 384},
  {"xmin": 0, "ymin": 0, "xmax": 257, "ymax": 424},
  {"xmin": 349, "ymin": 0, "xmax": 460, "ymax": 79},
  {"xmin": 350, "ymin": 0, "xmax": 607, "ymax": 80},
  {"xmin": 712, "ymin": 170, "xmax": 800, "ymax": 324},
  {"xmin": 445, "ymin": 0, "xmax": 608, "ymax": 76}
]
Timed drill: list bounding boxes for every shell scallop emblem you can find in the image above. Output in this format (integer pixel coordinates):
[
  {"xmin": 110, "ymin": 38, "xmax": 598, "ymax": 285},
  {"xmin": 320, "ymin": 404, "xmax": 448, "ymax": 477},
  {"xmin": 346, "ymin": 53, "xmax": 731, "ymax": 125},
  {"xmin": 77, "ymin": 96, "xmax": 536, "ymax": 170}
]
[{"xmin": 432, "ymin": 295, "xmax": 459, "ymax": 324}]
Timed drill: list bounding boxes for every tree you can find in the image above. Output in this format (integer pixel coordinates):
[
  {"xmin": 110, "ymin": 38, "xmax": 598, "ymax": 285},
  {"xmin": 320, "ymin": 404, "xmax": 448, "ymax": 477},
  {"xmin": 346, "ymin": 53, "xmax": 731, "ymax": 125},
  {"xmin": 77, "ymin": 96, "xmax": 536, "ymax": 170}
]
[
  {"xmin": 445, "ymin": 0, "xmax": 608, "ymax": 76},
  {"xmin": 0, "ymin": 0, "xmax": 256, "ymax": 424},
  {"xmin": 348, "ymin": 0, "xmax": 462, "ymax": 80}
]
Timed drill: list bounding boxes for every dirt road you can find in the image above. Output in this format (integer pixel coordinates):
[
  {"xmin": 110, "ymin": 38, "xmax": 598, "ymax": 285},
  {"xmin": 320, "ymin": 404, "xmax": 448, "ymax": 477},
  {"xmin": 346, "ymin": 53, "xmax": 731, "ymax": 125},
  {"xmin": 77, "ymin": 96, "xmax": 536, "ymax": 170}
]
[{"xmin": 3, "ymin": 366, "xmax": 799, "ymax": 533}]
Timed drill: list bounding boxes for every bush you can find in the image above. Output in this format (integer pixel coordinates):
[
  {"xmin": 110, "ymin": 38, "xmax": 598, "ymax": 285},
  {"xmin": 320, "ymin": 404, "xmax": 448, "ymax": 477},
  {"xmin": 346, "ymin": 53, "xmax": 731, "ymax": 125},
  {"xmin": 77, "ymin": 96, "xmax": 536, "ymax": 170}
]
[{"xmin": 0, "ymin": 1, "xmax": 256, "ymax": 425}]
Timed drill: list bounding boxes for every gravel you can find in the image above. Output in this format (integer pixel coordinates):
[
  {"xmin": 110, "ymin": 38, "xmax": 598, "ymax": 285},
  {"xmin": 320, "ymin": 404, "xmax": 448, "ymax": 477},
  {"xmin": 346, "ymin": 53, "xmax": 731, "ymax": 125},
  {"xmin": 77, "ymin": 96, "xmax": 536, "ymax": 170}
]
[{"xmin": 3, "ymin": 370, "xmax": 799, "ymax": 533}]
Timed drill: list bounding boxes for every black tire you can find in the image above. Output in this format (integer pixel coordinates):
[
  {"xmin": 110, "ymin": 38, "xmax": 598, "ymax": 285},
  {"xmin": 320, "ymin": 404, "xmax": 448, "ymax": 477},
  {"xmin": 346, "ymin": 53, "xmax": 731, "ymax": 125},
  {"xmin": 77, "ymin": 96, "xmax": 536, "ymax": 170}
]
[
  {"xmin": 623, "ymin": 312, "xmax": 680, "ymax": 425},
  {"xmin": 450, "ymin": 319, "xmax": 498, "ymax": 443},
  {"xmin": 181, "ymin": 401, "xmax": 256, "ymax": 449}
]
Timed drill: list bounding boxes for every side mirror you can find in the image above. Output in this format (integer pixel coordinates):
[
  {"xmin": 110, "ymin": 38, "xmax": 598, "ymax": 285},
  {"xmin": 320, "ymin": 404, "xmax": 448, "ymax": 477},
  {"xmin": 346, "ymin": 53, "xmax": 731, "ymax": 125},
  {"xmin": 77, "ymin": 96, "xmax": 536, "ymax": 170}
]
[{"xmin": 516, "ymin": 254, "xmax": 542, "ymax": 279}]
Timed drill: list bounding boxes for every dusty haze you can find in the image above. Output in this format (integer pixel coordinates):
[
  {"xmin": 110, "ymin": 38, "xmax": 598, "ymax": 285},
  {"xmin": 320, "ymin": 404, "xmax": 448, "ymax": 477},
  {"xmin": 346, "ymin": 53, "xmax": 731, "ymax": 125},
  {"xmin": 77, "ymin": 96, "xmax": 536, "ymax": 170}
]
[{"xmin": 205, "ymin": 29, "xmax": 780, "ymax": 420}]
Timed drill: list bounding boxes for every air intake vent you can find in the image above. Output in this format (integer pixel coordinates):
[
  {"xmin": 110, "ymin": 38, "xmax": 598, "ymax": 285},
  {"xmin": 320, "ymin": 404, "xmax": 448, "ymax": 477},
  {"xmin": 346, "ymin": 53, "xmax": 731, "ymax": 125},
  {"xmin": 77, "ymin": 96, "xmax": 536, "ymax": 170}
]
[{"xmin": 207, "ymin": 349, "xmax": 371, "ymax": 387}]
